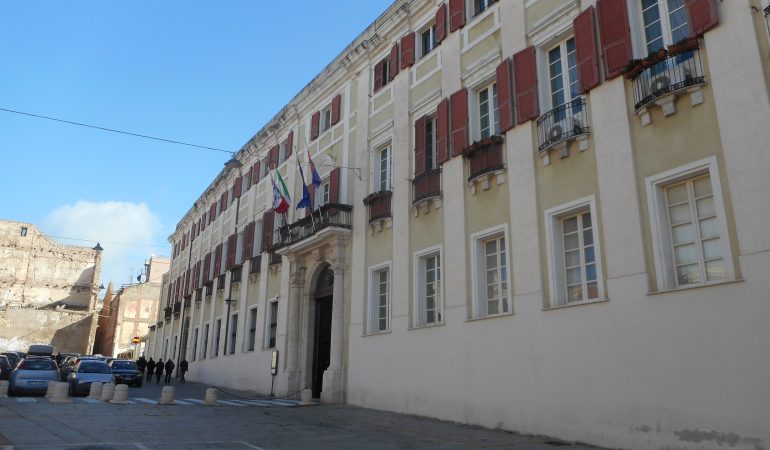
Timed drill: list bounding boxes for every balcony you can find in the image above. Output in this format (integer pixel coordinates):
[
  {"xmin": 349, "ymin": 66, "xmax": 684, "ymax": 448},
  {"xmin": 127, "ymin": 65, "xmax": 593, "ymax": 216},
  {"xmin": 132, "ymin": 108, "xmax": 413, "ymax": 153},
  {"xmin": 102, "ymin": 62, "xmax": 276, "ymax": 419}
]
[
  {"xmin": 163, "ymin": 306, "xmax": 172, "ymax": 321},
  {"xmin": 268, "ymin": 251, "xmax": 282, "ymax": 266},
  {"xmin": 183, "ymin": 296, "xmax": 191, "ymax": 308},
  {"xmin": 194, "ymin": 288, "xmax": 202, "ymax": 303},
  {"xmin": 627, "ymin": 42, "xmax": 705, "ymax": 126},
  {"xmin": 231, "ymin": 266, "xmax": 242, "ymax": 284},
  {"xmin": 205, "ymin": 283, "xmax": 213, "ymax": 296},
  {"xmin": 272, "ymin": 203, "xmax": 353, "ymax": 249},
  {"xmin": 461, "ymin": 136, "xmax": 505, "ymax": 194},
  {"xmin": 411, "ymin": 168, "xmax": 442, "ymax": 217},
  {"xmin": 173, "ymin": 301, "xmax": 181, "ymax": 317},
  {"xmin": 363, "ymin": 191, "xmax": 392, "ymax": 233},
  {"xmin": 536, "ymin": 97, "xmax": 590, "ymax": 165},
  {"xmin": 216, "ymin": 274, "xmax": 226, "ymax": 291},
  {"xmin": 249, "ymin": 255, "xmax": 262, "ymax": 274}
]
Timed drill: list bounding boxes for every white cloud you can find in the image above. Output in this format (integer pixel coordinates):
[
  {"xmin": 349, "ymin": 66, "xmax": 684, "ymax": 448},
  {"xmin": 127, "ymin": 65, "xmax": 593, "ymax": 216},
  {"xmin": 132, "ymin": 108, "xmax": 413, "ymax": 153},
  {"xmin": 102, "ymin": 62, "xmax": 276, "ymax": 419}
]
[{"xmin": 43, "ymin": 201, "xmax": 165, "ymax": 289}]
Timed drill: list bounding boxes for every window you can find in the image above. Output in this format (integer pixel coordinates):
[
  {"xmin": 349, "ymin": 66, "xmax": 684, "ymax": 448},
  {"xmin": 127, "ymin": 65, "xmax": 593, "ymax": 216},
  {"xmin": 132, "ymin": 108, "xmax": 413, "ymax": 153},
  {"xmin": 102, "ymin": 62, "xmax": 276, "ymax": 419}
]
[
  {"xmin": 474, "ymin": 0, "xmax": 494, "ymax": 16},
  {"xmin": 423, "ymin": 115, "xmax": 438, "ymax": 171},
  {"xmin": 419, "ymin": 24, "xmax": 436, "ymax": 58},
  {"xmin": 472, "ymin": 227, "xmax": 510, "ymax": 317},
  {"xmin": 229, "ymin": 313, "xmax": 238, "ymax": 355},
  {"xmin": 374, "ymin": 145, "xmax": 392, "ymax": 192},
  {"xmin": 374, "ymin": 56, "xmax": 391, "ymax": 92},
  {"xmin": 477, "ymin": 82, "xmax": 499, "ymax": 140},
  {"xmin": 640, "ymin": 0, "xmax": 691, "ymax": 52},
  {"xmin": 547, "ymin": 37, "xmax": 580, "ymax": 113},
  {"xmin": 415, "ymin": 249, "xmax": 442, "ymax": 327},
  {"xmin": 214, "ymin": 318, "xmax": 221, "ymax": 357},
  {"xmin": 265, "ymin": 299, "xmax": 278, "ymax": 348},
  {"xmin": 368, "ymin": 265, "xmax": 391, "ymax": 333},
  {"xmin": 645, "ymin": 157, "xmax": 734, "ymax": 291},
  {"xmin": 545, "ymin": 197, "xmax": 604, "ymax": 307},
  {"xmin": 20, "ymin": 226, "xmax": 27, "ymax": 237},
  {"xmin": 202, "ymin": 323, "xmax": 209, "ymax": 359},
  {"xmin": 191, "ymin": 328, "xmax": 198, "ymax": 361},
  {"xmin": 259, "ymin": 159, "xmax": 268, "ymax": 179},
  {"xmin": 247, "ymin": 307, "xmax": 258, "ymax": 351},
  {"xmin": 243, "ymin": 170, "xmax": 252, "ymax": 190},
  {"xmin": 315, "ymin": 179, "xmax": 331, "ymax": 208},
  {"xmin": 320, "ymin": 106, "xmax": 332, "ymax": 133}
]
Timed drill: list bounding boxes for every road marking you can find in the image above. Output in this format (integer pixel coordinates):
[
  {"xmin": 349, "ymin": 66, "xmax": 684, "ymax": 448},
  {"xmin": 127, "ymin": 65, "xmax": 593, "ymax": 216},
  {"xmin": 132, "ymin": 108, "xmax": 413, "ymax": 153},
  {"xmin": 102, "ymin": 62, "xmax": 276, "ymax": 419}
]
[
  {"xmin": 134, "ymin": 443, "xmax": 151, "ymax": 450},
  {"xmin": 174, "ymin": 399, "xmax": 193, "ymax": 405},
  {"xmin": 256, "ymin": 399, "xmax": 299, "ymax": 407},
  {"xmin": 217, "ymin": 400, "xmax": 245, "ymax": 406},
  {"xmin": 79, "ymin": 398, "xmax": 100, "ymax": 403},
  {"xmin": 16, "ymin": 397, "xmax": 36, "ymax": 402},
  {"xmin": 183, "ymin": 398, "xmax": 205, "ymax": 404},
  {"xmin": 236, "ymin": 442, "xmax": 266, "ymax": 450},
  {"xmin": 132, "ymin": 397, "xmax": 158, "ymax": 404}
]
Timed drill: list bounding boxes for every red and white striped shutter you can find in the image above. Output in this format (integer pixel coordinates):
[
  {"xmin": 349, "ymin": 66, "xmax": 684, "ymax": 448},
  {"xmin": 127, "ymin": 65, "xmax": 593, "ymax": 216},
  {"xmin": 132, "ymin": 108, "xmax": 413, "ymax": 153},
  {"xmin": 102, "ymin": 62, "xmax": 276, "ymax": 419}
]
[
  {"xmin": 437, "ymin": 98, "xmax": 450, "ymax": 164},
  {"xmin": 450, "ymin": 88, "xmax": 469, "ymax": 157},
  {"xmin": 261, "ymin": 211, "xmax": 275, "ymax": 252},
  {"xmin": 684, "ymin": 0, "xmax": 718, "ymax": 36},
  {"xmin": 400, "ymin": 33, "xmax": 415, "ymax": 69},
  {"xmin": 414, "ymin": 116, "xmax": 427, "ymax": 176},
  {"xmin": 373, "ymin": 60, "xmax": 384, "ymax": 92},
  {"xmin": 233, "ymin": 175, "xmax": 243, "ymax": 198},
  {"xmin": 597, "ymin": 0, "xmax": 632, "ymax": 80},
  {"xmin": 513, "ymin": 46, "xmax": 539, "ymax": 124},
  {"xmin": 449, "ymin": 0, "xmax": 465, "ymax": 32},
  {"xmin": 574, "ymin": 6, "xmax": 601, "ymax": 93},
  {"xmin": 311, "ymin": 111, "xmax": 320, "ymax": 140},
  {"xmin": 496, "ymin": 58, "xmax": 515, "ymax": 132},
  {"xmin": 244, "ymin": 222, "xmax": 255, "ymax": 260},
  {"xmin": 329, "ymin": 167, "xmax": 341, "ymax": 204},
  {"xmin": 435, "ymin": 3, "xmax": 447, "ymax": 44},
  {"xmin": 390, "ymin": 43, "xmax": 400, "ymax": 80},
  {"xmin": 331, "ymin": 95, "xmax": 341, "ymax": 125},
  {"xmin": 286, "ymin": 131, "xmax": 294, "ymax": 158},
  {"xmin": 226, "ymin": 234, "xmax": 237, "ymax": 269}
]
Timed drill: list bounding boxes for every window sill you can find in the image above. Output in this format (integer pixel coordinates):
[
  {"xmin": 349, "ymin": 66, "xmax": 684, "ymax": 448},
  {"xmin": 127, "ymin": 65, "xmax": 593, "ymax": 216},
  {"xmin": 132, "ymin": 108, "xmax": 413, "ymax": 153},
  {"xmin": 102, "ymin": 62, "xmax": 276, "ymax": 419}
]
[
  {"xmin": 543, "ymin": 298, "xmax": 609, "ymax": 311},
  {"xmin": 466, "ymin": 311, "xmax": 514, "ymax": 323},
  {"xmin": 647, "ymin": 278, "xmax": 744, "ymax": 296},
  {"xmin": 362, "ymin": 330, "xmax": 392, "ymax": 337},
  {"xmin": 408, "ymin": 322, "xmax": 445, "ymax": 331}
]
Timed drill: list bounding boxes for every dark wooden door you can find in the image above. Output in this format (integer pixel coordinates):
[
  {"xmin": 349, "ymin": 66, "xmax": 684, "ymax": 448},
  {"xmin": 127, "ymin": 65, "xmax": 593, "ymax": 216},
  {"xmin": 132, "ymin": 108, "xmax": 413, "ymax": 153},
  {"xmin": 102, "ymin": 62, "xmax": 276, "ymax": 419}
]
[{"xmin": 312, "ymin": 296, "xmax": 332, "ymax": 398}]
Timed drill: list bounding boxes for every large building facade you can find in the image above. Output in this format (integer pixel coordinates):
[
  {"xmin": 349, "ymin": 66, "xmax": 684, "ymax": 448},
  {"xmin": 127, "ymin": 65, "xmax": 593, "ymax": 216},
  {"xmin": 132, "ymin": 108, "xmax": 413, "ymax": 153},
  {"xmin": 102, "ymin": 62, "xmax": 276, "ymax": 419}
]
[{"xmin": 145, "ymin": 1, "xmax": 770, "ymax": 448}]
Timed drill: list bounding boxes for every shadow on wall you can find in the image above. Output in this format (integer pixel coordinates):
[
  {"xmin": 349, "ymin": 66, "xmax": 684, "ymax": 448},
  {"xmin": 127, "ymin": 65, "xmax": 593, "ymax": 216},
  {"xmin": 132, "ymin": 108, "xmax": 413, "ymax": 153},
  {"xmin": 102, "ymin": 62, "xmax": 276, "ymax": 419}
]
[
  {"xmin": 50, "ymin": 314, "xmax": 95, "ymax": 353},
  {"xmin": 35, "ymin": 267, "xmax": 96, "ymax": 311}
]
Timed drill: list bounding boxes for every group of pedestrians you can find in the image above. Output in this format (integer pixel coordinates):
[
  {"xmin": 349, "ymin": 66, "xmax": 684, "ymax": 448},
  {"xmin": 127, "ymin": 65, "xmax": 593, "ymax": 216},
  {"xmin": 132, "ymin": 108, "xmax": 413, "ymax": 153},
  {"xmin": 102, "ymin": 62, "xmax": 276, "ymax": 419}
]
[{"xmin": 135, "ymin": 356, "xmax": 188, "ymax": 385}]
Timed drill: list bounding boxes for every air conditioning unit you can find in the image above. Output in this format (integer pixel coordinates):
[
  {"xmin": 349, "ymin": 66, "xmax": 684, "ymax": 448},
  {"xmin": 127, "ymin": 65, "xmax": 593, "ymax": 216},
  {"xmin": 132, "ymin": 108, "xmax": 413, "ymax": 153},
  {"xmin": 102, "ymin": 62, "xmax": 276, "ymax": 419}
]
[
  {"xmin": 547, "ymin": 116, "xmax": 584, "ymax": 142},
  {"xmin": 649, "ymin": 75, "xmax": 671, "ymax": 95},
  {"xmin": 547, "ymin": 123, "xmax": 564, "ymax": 142}
]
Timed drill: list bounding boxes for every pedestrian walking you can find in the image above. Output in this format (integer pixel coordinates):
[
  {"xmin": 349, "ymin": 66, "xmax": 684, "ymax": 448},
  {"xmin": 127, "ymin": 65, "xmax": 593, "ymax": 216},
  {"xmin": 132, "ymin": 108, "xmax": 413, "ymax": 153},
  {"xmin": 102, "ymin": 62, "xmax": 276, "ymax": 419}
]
[
  {"xmin": 155, "ymin": 359, "xmax": 164, "ymax": 384},
  {"xmin": 146, "ymin": 358, "xmax": 156, "ymax": 383},
  {"xmin": 164, "ymin": 359, "xmax": 175, "ymax": 383},
  {"xmin": 136, "ymin": 355, "xmax": 147, "ymax": 376},
  {"xmin": 179, "ymin": 359, "xmax": 188, "ymax": 383}
]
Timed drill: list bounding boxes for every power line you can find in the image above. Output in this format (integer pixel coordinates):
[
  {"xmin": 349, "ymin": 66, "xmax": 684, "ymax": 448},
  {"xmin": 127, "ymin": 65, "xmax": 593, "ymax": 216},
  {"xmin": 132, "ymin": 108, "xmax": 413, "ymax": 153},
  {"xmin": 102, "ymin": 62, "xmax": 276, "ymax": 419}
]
[
  {"xmin": 0, "ymin": 107, "xmax": 232, "ymax": 154},
  {"xmin": 43, "ymin": 234, "xmax": 166, "ymax": 249}
]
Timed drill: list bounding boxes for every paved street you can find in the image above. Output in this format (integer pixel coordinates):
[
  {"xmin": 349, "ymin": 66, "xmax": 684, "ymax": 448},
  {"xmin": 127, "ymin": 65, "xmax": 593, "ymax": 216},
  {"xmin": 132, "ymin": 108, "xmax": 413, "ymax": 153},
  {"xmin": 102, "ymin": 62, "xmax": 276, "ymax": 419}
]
[{"xmin": 0, "ymin": 381, "xmax": 602, "ymax": 449}]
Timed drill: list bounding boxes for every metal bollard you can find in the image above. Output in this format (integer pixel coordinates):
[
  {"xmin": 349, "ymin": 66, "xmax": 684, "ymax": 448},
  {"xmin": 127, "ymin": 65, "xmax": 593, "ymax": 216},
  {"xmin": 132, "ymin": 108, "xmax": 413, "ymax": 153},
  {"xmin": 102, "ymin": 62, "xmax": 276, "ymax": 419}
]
[
  {"xmin": 45, "ymin": 381, "xmax": 59, "ymax": 399},
  {"xmin": 88, "ymin": 382, "xmax": 104, "ymax": 400},
  {"xmin": 0, "ymin": 380, "xmax": 8, "ymax": 398},
  {"xmin": 110, "ymin": 384, "xmax": 129, "ymax": 404},
  {"xmin": 204, "ymin": 387, "xmax": 218, "ymax": 406},
  {"xmin": 100, "ymin": 383, "xmax": 115, "ymax": 402},
  {"xmin": 159, "ymin": 386, "xmax": 175, "ymax": 405},
  {"xmin": 49, "ymin": 382, "xmax": 71, "ymax": 403}
]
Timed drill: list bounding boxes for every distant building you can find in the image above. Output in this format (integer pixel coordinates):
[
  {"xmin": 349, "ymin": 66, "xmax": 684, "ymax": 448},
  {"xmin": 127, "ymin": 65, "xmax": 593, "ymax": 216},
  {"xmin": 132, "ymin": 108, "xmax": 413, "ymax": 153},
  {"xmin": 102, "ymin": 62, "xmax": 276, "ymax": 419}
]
[
  {"xmin": 93, "ymin": 257, "xmax": 169, "ymax": 358},
  {"xmin": 0, "ymin": 219, "xmax": 103, "ymax": 353},
  {"xmin": 145, "ymin": 1, "xmax": 770, "ymax": 449}
]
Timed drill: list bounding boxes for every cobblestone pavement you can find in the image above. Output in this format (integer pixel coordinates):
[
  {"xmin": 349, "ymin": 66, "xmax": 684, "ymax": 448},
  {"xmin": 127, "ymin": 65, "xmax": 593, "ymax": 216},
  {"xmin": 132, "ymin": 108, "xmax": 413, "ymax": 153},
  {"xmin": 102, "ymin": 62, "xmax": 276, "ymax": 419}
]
[{"xmin": 0, "ymin": 381, "xmax": 604, "ymax": 449}]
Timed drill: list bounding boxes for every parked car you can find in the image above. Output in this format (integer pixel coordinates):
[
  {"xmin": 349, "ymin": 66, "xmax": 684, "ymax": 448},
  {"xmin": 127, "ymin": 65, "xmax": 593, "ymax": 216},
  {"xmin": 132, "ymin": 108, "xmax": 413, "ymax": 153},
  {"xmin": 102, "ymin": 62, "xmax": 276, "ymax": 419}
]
[
  {"xmin": 67, "ymin": 360, "xmax": 113, "ymax": 396},
  {"xmin": 27, "ymin": 344, "xmax": 54, "ymax": 358},
  {"xmin": 109, "ymin": 360, "xmax": 143, "ymax": 387},
  {"xmin": 8, "ymin": 357, "xmax": 60, "ymax": 395},
  {"xmin": 0, "ymin": 355, "xmax": 12, "ymax": 380},
  {"xmin": 60, "ymin": 356, "xmax": 97, "ymax": 381},
  {"xmin": 1, "ymin": 351, "xmax": 23, "ymax": 369}
]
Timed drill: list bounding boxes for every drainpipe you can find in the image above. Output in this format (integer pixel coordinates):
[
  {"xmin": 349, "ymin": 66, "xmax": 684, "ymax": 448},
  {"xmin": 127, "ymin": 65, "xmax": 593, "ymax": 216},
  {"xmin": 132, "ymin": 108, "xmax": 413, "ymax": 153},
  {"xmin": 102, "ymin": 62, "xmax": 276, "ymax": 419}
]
[{"xmin": 222, "ymin": 155, "xmax": 243, "ymax": 357}]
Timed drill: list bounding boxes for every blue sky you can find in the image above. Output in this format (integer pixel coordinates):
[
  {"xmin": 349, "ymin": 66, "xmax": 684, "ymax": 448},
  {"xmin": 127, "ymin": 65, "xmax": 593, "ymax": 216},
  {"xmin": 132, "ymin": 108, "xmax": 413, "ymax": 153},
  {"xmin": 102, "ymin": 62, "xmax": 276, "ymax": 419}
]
[{"xmin": 0, "ymin": 1, "xmax": 393, "ymax": 288}]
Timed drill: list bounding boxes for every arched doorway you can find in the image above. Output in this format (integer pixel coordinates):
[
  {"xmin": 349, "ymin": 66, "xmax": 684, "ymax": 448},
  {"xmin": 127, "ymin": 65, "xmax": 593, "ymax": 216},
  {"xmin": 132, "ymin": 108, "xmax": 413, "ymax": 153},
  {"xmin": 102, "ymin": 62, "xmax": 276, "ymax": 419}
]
[{"xmin": 311, "ymin": 265, "xmax": 334, "ymax": 398}]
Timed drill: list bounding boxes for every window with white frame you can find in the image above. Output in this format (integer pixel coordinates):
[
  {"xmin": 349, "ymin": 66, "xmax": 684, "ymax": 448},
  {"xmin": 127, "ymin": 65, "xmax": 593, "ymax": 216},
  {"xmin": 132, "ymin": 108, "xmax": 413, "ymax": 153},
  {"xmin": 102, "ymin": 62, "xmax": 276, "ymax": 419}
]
[
  {"xmin": 645, "ymin": 157, "xmax": 734, "ymax": 291},
  {"xmin": 425, "ymin": 115, "xmax": 438, "ymax": 171},
  {"xmin": 639, "ymin": 0, "xmax": 691, "ymax": 52},
  {"xmin": 373, "ymin": 145, "xmax": 393, "ymax": 192},
  {"xmin": 419, "ymin": 23, "xmax": 436, "ymax": 58},
  {"xmin": 415, "ymin": 249, "xmax": 442, "ymax": 327},
  {"xmin": 546, "ymin": 37, "xmax": 582, "ymax": 117},
  {"xmin": 368, "ymin": 264, "xmax": 391, "ymax": 333},
  {"xmin": 259, "ymin": 159, "xmax": 268, "ymax": 179},
  {"xmin": 228, "ymin": 313, "xmax": 238, "ymax": 355},
  {"xmin": 545, "ymin": 197, "xmax": 604, "ymax": 307},
  {"xmin": 214, "ymin": 318, "xmax": 221, "ymax": 357},
  {"xmin": 247, "ymin": 307, "xmax": 258, "ymax": 351},
  {"xmin": 235, "ymin": 230, "xmax": 245, "ymax": 265},
  {"xmin": 315, "ymin": 178, "xmax": 331, "ymax": 208},
  {"xmin": 243, "ymin": 170, "xmax": 252, "ymax": 191},
  {"xmin": 202, "ymin": 323, "xmax": 209, "ymax": 359},
  {"xmin": 473, "ymin": 0, "xmax": 494, "ymax": 17},
  {"xmin": 191, "ymin": 327, "xmax": 198, "ymax": 361},
  {"xmin": 472, "ymin": 227, "xmax": 510, "ymax": 317},
  {"xmin": 477, "ymin": 82, "xmax": 499, "ymax": 140},
  {"xmin": 320, "ymin": 106, "xmax": 332, "ymax": 133},
  {"xmin": 265, "ymin": 299, "xmax": 278, "ymax": 348}
]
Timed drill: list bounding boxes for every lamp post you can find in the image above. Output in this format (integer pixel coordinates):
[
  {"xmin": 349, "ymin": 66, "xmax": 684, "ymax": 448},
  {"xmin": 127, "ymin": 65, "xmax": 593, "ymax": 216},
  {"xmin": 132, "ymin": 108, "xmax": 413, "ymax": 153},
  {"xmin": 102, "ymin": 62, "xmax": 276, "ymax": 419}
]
[{"xmin": 222, "ymin": 154, "xmax": 243, "ymax": 356}]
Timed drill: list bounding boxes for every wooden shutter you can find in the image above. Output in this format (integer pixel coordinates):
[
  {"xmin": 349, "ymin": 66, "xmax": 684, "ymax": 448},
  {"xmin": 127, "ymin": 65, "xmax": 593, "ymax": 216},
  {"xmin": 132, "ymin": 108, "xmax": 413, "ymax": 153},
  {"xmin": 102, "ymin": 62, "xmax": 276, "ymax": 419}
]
[
  {"xmin": 190, "ymin": 224, "xmax": 196, "ymax": 242},
  {"xmin": 574, "ymin": 6, "xmax": 601, "ymax": 93},
  {"xmin": 513, "ymin": 46, "xmax": 539, "ymax": 124},
  {"xmin": 390, "ymin": 43, "xmax": 400, "ymax": 80},
  {"xmin": 496, "ymin": 58, "xmax": 515, "ymax": 132},
  {"xmin": 201, "ymin": 213, "xmax": 207, "ymax": 231},
  {"xmin": 435, "ymin": 3, "xmax": 447, "ymax": 44},
  {"xmin": 226, "ymin": 234, "xmax": 237, "ymax": 269},
  {"xmin": 373, "ymin": 60, "xmax": 384, "ymax": 92},
  {"xmin": 449, "ymin": 0, "xmax": 465, "ymax": 32},
  {"xmin": 209, "ymin": 202, "xmax": 216, "ymax": 222},
  {"xmin": 400, "ymin": 33, "xmax": 415, "ymax": 69},
  {"xmin": 221, "ymin": 191, "xmax": 228, "ymax": 212},
  {"xmin": 252, "ymin": 161, "xmax": 260, "ymax": 185},
  {"xmin": 437, "ymin": 98, "xmax": 450, "ymax": 164},
  {"xmin": 450, "ymin": 88, "xmax": 468, "ymax": 157},
  {"xmin": 244, "ymin": 222, "xmax": 255, "ymax": 260},
  {"xmin": 233, "ymin": 175, "xmax": 243, "ymax": 198},
  {"xmin": 286, "ymin": 131, "xmax": 294, "ymax": 158},
  {"xmin": 214, "ymin": 243, "xmax": 223, "ymax": 275},
  {"xmin": 685, "ymin": 0, "xmax": 718, "ymax": 36},
  {"xmin": 414, "ymin": 116, "xmax": 427, "ymax": 176},
  {"xmin": 269, "ymin": 145, "xmax": 279, "ymax": 169},
  {"xmin": 329, "ymin": 167, "xmax": 340, "ymax": 204},
  {"xmin": 311, "ymin": 111, "xmax": 320, "ymax": 140},
  {"xmin": 203, "ymin": 253, "xmax": 211, "ymax": 283},
  {"xmin": 597, "ymin": 0, "xmax": 632, "ymax": 80},
  {"xmin": 331, "ymin": 95, "xmax": 341, "ymax": 125},
  {"xmin": 261, "ymin": 211, "xmax": 275, "ymax": 252}
]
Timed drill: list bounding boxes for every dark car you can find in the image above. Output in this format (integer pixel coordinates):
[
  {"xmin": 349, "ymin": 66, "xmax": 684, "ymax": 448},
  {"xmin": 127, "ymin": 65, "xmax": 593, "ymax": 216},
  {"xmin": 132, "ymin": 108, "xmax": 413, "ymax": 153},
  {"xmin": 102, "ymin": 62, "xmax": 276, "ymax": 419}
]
[
  {"xmin": 67, "ymin": 360, "xmax": 113, "ymax": 396},
  {"xmin": 1, "ymin": 351, "xmax": 22, "ymax": 370},
  {"xmin": 0, "ymin": 355, "xmax": 12, "ymax": 380},
  {"xmin": 8, "ymin": 357, "xmax": 59, "ymax": 395},
  {"xmin": 108, "ymin": 360, "xmax": 143, "ymax": 387}
]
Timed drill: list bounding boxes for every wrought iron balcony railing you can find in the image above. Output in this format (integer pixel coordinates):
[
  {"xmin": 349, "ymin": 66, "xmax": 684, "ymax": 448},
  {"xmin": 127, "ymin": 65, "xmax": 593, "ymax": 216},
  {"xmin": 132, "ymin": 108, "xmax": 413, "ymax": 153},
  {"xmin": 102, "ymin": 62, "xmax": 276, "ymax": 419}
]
[
  {"xmin": 268, "ymin": 251, "xmax": 282, "ymax": 266},
  {"xmin": 216, "ymin": 274, "xmax": 226, "ymax": 290},
  {"xmin": 163, "ymin": 306, "xmax": 172, "ymax": 320},
  {"xmin": 462, "ymin": 136, "xmax": 505, "ymax": 182},
  {"xmin": 536, "ymin": 97, "xmax": 590, "ymax": 152},
  {"xmin": 271, "ymin": 203, "xmax": 353, "ymax": 249},
  {"xmin": 363, "ymin": 191, "xmax": 392, "ymax": 223},
  {"xmin": 412, "ymin": 168, "xmax": 442, "ymax": 204},
  {"xmin": 631, "ymin": 46, "xmax": 705, "ymax": 111},
  {"xmin": 231, "ymin": 266, "xmax": 242, "ymax": 283},
  {"xmin": 249, "ymin": 255, "xmax": 262, "ymax": 274}
]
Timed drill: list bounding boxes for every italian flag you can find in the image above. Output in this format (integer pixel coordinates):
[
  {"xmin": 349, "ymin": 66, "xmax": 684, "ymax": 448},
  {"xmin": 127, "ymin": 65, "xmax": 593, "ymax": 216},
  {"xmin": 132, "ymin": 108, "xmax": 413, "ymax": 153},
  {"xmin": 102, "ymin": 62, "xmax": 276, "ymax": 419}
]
[{"xmin": 271, "ymin": 170, "xmax": 290, "ymax": 214}]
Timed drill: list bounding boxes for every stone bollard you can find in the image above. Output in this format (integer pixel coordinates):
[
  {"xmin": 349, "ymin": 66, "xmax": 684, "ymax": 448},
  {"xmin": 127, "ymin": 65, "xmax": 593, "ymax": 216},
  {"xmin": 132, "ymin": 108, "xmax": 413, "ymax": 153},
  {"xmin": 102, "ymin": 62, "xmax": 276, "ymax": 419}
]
[
  {"xmin": 49, "ymin": 382, "xmax": 71, "ymax": 403},
  {"xmin": 45, "ymin": 381, "xmax": 59, "ymax": 399},
  {"xmin": 109, "ymin": 384, "xmax": 129, "ymax": 404},
  {"xmin": 204, "ymin": 387, "xmax": 218, "ymax": 406},
  {"xmin": 100, "ymin": 383, "xmax": 115, "ymax": 402},
  {"xmin": 88, "ymin": 382, "xmax": 104, "ymax": 400},
  {"xmin": 0, "ymin": 380, "xmax": 9, "ymax": 398},
  {"xmin": 159, "ymin": 386, "xmax": 175, "ymax": 405},
  {"xmin": 300, "ymin": 388, "xmax": 316, "ymax": 405}
]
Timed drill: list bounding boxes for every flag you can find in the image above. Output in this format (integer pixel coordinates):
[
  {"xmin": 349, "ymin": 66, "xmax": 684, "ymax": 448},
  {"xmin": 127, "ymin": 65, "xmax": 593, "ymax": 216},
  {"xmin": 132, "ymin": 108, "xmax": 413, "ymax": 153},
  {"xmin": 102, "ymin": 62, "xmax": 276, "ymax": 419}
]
[
  {"xmin": 270, "ymin": 171, "xmax": 289, "ymax": 214},
  {"xmin": 296, "ymin": 161, "xmax": 313, "ymax": 210},
  {"xmin": 276, "ymin": 168, "xmax": 291, "ymax": 202},
  {"xmin": 307, "ymin": 149, "xmax": 322, "ymax": 187}
]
